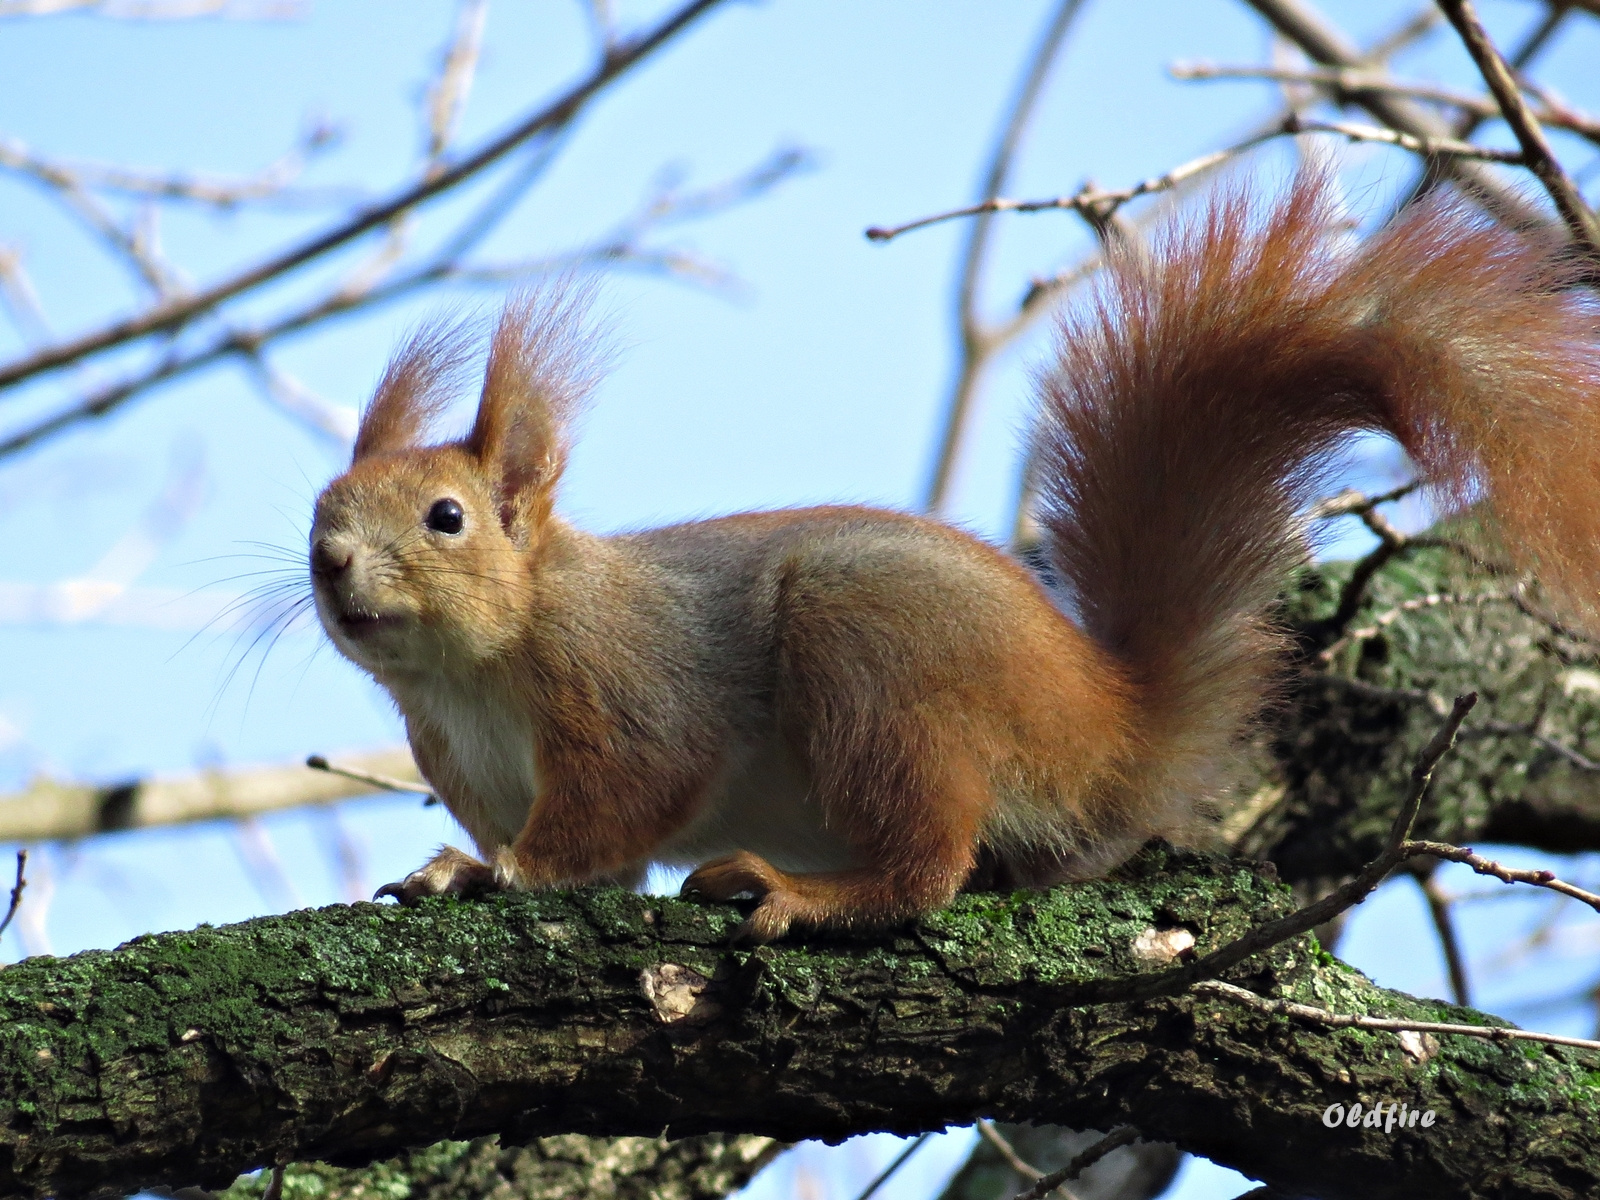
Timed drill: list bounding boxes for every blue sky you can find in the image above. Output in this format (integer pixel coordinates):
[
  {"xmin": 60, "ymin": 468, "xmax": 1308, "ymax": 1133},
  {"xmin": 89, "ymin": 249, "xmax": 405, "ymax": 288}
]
[{"xmin": 2, "ymin": 3, "xmax": 1599, "ymax": 1197}]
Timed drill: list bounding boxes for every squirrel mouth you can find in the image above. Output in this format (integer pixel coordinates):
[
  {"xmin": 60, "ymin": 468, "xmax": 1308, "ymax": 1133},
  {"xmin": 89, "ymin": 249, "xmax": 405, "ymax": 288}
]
[{"xmin": 336, "ymin": 608, "xmax": 398, "ymax": 637}]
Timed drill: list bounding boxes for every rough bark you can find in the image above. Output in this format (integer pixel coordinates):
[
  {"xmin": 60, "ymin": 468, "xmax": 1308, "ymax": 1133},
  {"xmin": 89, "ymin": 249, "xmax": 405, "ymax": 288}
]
[
  {"xmin": 218, "ymin": 1133, "xmax": 784, "ymax": 1200},
  {"xmin": 3, "ymin": 847, "xmax": 1598, "ymax": 1200},
  {"xmin": 1243, "ymin": 544, "xmax": 1600, "ymax": 875}
]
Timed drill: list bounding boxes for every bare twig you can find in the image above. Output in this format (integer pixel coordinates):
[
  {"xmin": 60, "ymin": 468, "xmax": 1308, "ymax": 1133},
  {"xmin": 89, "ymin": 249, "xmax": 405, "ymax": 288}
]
[
  {"xmin": 1173, "ymin": 62, "xmax": 1600, "ymax": 146},
  {"xmin": 1009, "ymin": 1128, "xmax": 1139, "ymax": 1200},
  {"xmin": 0, "ymin": 142, "xmax": 803, "ymax": 459},
  {"xmin": 0, "ymin": 850, "xmax": 27, "ymax": 940},
  {"xmin": 1435, "ymin": 0, "xmax": 1600, "ymax": 257},
  {"xmin": 868, "ymin": 112, "xmax": 1520, "ymax": 245},
  {"xmin": 1318, "ymin": 591, "xmax": 1516, "ymax": 665},
  {"xmin": 0, "ymin": 128, "xmax": 348, "ymax": 210},
  {"xmin": 0, "ymin": 0, "xmax": 302, "ymax": 16},
  {"xmin": 0, "ymin": 246, "xmax": 51, "ymax": 345},
  {"xmin": 424, "ymin": 0, "xmax": 490, "ymax": 169},
  {"xmin": 976, "ymin": 1121, "xmax": 1046, "ymax": 1181},
  {"xmin": 867, "ymin": 127, "xmax": 1285, "ymax": 245},
  {"xmin": 1362, "ymin": 5, "xmax": 1442, "ymax": 63},
  {"xmin": 850, "ymin": 1134, "xmax": 933, "ymax": 1200},
  {"xmin": 305, "ymin": 754, "xmax": 433, "ymax": 798},
  {"xmin": 244, "ymin": 355, "xmax": 358, "ymax": 447},
  {"xmin": 1196, "ymin": 977, "xmax": 1600, "ymax": 1053},
  {"xmin": 1307, "ymin": 480, "xmax": 1422, "ymax": 521},
  {"xmin": 1088, "ymin": 693, "xmax": 1476, "ymax": 1005},
  {"xmin": 1404, "ymin": 840, "xmax": 1600, "ymax": 914},
  {"xmin": 1410, "ymin": 862, "xmax": 1472, "ymax": 1005},
  {"xmin": 0, "ymin": 748, "xmax": 421, "ymax": 842},
  {"xmin": 0, "ymin": 0, "xmax": 729, "ymax": 396},
  {"xmin": 1240, "ymin": 0, "xmax": 1541, "ymax": 223},
  {"xmin": 917, "ymin": 0, "xmax": 1088, "ymax": 514}
]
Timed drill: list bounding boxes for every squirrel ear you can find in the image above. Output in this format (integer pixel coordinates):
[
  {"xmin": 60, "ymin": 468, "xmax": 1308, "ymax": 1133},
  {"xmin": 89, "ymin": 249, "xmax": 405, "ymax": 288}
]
[
  {"xmin": 354, "ymin": 319, "xmax": 473, "ymax": 462},
  {"xmin": 466, "ymin": 285, "xmax": 605, "ymax": 538}
]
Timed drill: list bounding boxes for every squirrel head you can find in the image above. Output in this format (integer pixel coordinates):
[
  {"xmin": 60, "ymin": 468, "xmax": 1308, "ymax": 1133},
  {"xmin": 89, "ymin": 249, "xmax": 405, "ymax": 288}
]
[{"xmin": 310, "ymin": 289, "xmax": 602, "ymax": 677}]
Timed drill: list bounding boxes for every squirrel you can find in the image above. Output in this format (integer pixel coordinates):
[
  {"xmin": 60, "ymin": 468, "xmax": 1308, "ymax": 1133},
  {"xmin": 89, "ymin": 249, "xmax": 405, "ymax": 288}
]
[{"xmin": 309, "ymin": 173, "xmax": 1600, "ymax": 943}]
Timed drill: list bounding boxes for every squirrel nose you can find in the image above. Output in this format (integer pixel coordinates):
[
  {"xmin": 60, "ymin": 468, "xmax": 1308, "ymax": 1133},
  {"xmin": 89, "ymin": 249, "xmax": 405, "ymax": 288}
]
[{"xmin": 311, "ymin": 539, "xmax": 354, "ymax": 579}]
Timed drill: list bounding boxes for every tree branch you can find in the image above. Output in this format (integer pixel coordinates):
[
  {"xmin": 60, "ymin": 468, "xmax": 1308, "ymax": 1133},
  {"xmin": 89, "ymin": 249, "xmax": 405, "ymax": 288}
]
[
  {"xmin": 1434, "ymin": 0, "xmax": 1600, "ymax": 257},
  {"xmin": 0, "ymin": 0, "xmax": 729, "ymax": 396},
  {"xmin": 0, "ymin": 748, "xmax": 420, "ymax": 841},
  {"xmin": 2, "ymin": 847, "xmax": 1596, "ymax": 1200}
]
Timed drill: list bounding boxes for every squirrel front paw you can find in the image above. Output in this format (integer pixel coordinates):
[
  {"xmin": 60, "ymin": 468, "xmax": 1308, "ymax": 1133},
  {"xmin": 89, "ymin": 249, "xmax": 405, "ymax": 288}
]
[{"xmin": 374, "ymin": 845, "xmax": 497, "ymax": 903}]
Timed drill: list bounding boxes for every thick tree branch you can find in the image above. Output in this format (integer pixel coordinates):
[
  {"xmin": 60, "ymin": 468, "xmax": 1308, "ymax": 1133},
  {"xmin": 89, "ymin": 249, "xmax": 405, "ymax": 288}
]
[{"xmin": 3, "ymin": 848, "xmax": 1598, "ymax": 1200}]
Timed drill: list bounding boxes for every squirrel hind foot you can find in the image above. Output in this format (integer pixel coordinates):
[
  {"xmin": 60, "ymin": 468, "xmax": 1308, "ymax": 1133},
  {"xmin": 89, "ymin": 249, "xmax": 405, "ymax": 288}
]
[
  {"xmin": 681, "ymin": 850, "xmax": 968, "ymax": 944},
  {"xmin": 680, "ymin": 851, "xmax": 817, "ymax": 943},
  {"xmin": 374, "ymin": 845, "xmax": 497, "ymax": 904}
]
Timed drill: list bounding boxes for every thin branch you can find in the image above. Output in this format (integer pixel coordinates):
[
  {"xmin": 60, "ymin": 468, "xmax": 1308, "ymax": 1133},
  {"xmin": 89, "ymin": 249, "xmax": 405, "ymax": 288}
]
[
  {"xmin": 867, "ymin": 128, "xmax": 1281, "ymax": 244},
  {"xmin": 975, "ymin": 1121, "xmax": 1045, "ymax": 1181},
  {"xmin": 423, "ymin": 0, "xmax": 490, "ymax": 171},
  {"xmin": 0, "ymin": 0, "xmax": 730, "ymax": 396},
  {"xmin": 0, "ymin": 850, "xmax": 27, "ymax": 940},
  {"xmin": 0, "ymin": 748, "xmax": 421, "ymax": 842},
  {"xmin": 0, "ymin": 143, "xmax": 807, "ymax": 459},
  {"xmin": 1361, "ymin": 4, "xmax": 1442, "ymax": 63},
  {"xmin": 1317, "ymin": 591, "xmax": 1516, "ymax": 665},
  {"xmin": 1404, "ymin": 839, "xmax": 1600, "ymax": 914},
  {"xmin": 0, "ymin": 0, "xmax": 302, "ymax": 15},
  {"xmin": 1008, "ymin": 1128, "xmax": 1139, "ymax": 1200},
  {"xmin": 1410, "ymin": 862, "xmax": 1472, "ymax": 1006},
  {"xmin": 1172, "ymin": 62, "xmax": 1600, "ymax": 146},
  {"xmin": 0, "ymin": 246, "xmax": 52, "ymax": 346},
  {"xmin": 919, "ymin": 0, "xmax": 1088, "ymax": 514},
  {"xmin": 1435, "ymin": 0, "xmax": 1600, "ymax": 257},
  {"xmin": 305, "ymin": 754, "xmax": 433, "ymax": 799},
  {"xmin": 1240, "ymin": 0, "xmax": 1542, "ymax": 223},
  {"xmin": 244, "ymin": 354, "xmax": 358, "ymax": 447},
  {"xmin": 0, "ymin": 128, "xmax": 349, "ymax": 210},
  {"xmin": 1196, "ymin": 978, "xmax": 1600, "ymax": 1053},
  {"xmin": 1307, "ymin": 480, "xmax": 1421, "ymax": 521},
  {"xmin": 867, "ymin": 113, "xmax": 1520, "ymax": 244},
  {"xmin": 1084, "ymin": 693, "xmax": 1477, "ymax": 1005},
  {"xmin": 850, "ymin": 1134, "xmax": 933, "ymax": 1200},
  {"xmin": 6, "ymin": 155, "xmax": 190, "ymax": 297}
]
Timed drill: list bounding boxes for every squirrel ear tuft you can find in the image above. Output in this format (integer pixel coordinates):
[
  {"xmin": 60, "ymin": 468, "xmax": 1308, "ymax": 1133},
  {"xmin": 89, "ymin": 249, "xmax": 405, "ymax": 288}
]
[
  {"xmin": 467, "ymin": 283, "xmax": 607, "ymax": 536},
  {"xmin": 354, "ymin": 319, "xmax": 475, "ymax": 461}
]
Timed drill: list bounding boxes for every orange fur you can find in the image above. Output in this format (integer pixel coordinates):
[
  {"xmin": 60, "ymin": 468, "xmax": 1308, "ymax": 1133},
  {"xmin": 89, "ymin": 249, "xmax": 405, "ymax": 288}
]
[
  {"xmin": 310, "ymin": 173, "xmax": 1600, "ymax": 942},
  {"xmin": 1036, "ymin": 174, "xmax": 1600, "ymax": 847}
]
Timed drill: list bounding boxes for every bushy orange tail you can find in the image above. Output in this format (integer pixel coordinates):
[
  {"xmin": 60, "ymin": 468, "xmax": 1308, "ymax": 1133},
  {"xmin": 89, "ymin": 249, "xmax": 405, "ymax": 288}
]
[{"xmin": 1035, "ymin": 174, "xmax": 1600, "ymax": 841}]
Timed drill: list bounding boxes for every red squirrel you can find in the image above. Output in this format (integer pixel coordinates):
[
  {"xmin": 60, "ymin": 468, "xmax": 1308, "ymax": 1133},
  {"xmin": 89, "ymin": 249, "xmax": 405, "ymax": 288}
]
[{"xmin": 310, "ymin": 174, "xmax": 1600, "ymax": 942}]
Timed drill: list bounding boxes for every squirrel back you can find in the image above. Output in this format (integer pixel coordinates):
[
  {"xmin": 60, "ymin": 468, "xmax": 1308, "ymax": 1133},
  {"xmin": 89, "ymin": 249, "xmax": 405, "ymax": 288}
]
[{"xmin": 1035, "ymin": 173, "xmax": 1600, "ymax": 846}]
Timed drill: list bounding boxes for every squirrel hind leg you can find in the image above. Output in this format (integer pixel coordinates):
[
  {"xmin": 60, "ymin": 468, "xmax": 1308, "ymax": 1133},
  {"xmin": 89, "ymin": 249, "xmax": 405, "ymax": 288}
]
[{"xmin": 681, "ymin": 849, "xmax": 973, "ymax": 944}]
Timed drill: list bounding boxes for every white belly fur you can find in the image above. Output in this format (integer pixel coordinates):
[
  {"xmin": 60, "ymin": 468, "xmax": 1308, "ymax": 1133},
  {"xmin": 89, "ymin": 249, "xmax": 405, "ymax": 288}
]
[
  {"xmin": 658, "ymin": 733, "xmax": 855, "ymax": 873},
  {"xmin": 416, "ymin": 679, "xmax": 542, "ymax": 847}
]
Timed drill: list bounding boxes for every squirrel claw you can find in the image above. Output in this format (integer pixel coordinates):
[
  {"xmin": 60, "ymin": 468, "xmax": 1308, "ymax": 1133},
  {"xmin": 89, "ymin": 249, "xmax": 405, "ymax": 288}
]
[{"xmin": 373, "ymin": 846, "xmax": 496, "ymax": 904}]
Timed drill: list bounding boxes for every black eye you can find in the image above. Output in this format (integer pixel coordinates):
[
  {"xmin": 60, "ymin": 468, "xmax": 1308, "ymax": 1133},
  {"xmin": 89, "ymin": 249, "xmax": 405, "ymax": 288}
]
[{"xmin": 426, "ymin": 498, "xmax": 465, "ymax": 535}]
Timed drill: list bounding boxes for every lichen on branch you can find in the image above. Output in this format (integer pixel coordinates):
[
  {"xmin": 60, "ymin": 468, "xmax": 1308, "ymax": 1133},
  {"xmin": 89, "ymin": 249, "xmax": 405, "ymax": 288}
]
[{"xmin": 1, "ymin": 847, "xmax": 1597, "ymax": 1200}]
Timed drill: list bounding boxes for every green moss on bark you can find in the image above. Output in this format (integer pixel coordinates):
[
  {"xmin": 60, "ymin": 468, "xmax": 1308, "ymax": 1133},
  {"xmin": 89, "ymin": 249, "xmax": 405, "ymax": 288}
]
[{"xmin": 2, "ymin": 847, "xmax": 1597, "ymax": 1200}]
